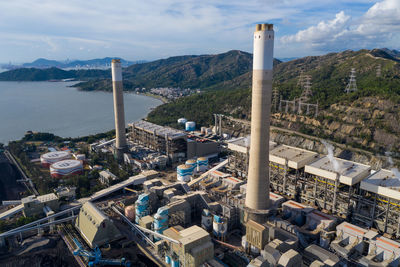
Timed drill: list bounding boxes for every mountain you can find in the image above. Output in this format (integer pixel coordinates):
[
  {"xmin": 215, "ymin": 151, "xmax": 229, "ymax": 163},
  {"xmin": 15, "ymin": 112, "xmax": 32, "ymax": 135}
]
[
  {"xmin": 380, "ymin": 48, "xmax": 400, "ymax": 59},
  {"xmin": 0, "ymin": 67, "xmax": 109, "ymax": 81},
  {"xmin": 147, "ymin": 48, "xmax": 400, "ymax": 154},
  {"xmin": 2, "ymin": 57, "xmax": 139, "ymax": 70},
  {"xmin": 74, "ymin": 50, "xmax": 281, "ymax": 91}
]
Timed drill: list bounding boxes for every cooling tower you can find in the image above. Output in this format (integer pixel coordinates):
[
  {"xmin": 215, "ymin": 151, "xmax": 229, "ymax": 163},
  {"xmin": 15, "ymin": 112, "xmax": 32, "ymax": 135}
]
[
  {"xmin": 111, "ymin": 59, "xmax": 127, "ymax": 161},
  {"xmin": 245, "ymin": 24, "xmax": 274, "ymax": 223}
]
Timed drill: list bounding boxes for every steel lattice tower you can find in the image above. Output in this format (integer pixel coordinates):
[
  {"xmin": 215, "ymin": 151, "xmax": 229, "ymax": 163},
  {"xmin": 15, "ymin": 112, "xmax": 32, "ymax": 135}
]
[{"xmin": 345, "ymin": 68, "xmax": 358, "ymax": 93}]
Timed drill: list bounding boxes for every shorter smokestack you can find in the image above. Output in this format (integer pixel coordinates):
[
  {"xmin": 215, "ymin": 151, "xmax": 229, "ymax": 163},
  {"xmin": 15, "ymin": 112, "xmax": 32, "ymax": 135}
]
[{"xmin": 111, "ymin": 59, "xmax": 127, "ymax": 161}]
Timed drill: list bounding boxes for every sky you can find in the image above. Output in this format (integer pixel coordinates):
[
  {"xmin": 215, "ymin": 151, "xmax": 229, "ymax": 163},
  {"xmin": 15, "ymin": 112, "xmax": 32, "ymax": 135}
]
[{"xmin": 0, "ymin": 0, "xmax": 399, "ymax": 63}]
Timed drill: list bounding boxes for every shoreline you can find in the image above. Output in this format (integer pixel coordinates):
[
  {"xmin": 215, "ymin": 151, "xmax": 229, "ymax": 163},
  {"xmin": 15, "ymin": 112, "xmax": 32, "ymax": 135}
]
[{"xmin": 0, "ymin": 81, "xmax": 163, "ymax": 145}]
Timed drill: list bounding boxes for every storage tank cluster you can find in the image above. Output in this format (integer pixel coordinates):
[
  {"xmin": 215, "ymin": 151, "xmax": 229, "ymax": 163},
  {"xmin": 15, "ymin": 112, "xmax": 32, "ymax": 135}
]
[
  {"xmin": 135, "ymin": 193, "xmax": 150, "ymax": 224},
  {"xmin": 177, "ymin": 164, "xmax": 193, "ymax": 182},
  {"xmin": 197, "ymin": 157, "xmax": 209, "ymax": 172},
  {"xmin": 40, "ymin": 151, "xmax": 71, "ymax": 167},
  {"xmin": 50, "ymin": 159, "xmax": 83, "ymax": 178},
  {"xmin": 213, "ymin": 215, "xmax": 228, "ymax": 241},
  {"xmin": 185, "ymin": 121, "xmax": 196, "ymax": 131},
  {"xmin": 153, "ymin": 207, "xmax": 168, "ymax": 240}
]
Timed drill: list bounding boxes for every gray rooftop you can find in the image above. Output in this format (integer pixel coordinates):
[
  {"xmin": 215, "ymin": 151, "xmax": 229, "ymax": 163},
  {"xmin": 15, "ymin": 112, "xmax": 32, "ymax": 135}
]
[
  {"xmin": 270, "ymin": 145, "xmax": 318, "ymax": 169},
  {"xmin": 305, "ymin": 156, "xmax": 371, "ymax": 185},
  {"xmin": 361, "ymin": 169, "xmax": 400, "ymax": 200},
  {"xmin": 130, "ymin": 120, "xmax": 186, "ymax": 140}
]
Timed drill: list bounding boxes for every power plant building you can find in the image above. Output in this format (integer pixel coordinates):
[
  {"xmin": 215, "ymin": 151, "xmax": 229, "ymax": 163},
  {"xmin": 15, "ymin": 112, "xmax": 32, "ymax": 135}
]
[
  {"xmin": 304, "ymin": 156, "xmax": 370, "ymax": 216},
  {"xmin": 129, "ymin": 120, "xmax": 187, "ymax": 162},
  {"xmin": 75, "ymin": 202, "xmax": 122, "ymax": 248}
]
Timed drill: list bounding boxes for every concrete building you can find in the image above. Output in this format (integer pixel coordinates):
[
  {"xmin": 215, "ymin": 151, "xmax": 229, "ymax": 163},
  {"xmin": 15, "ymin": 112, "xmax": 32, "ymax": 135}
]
[
  {"xmin": 111, "ymin": 59, "xmax": 128, "ymax": 161},
  {"xmin": 269, "ymin": 145, "xmax": 318, "ymax": 197},
  {"xmin": 304, "ymin": 156, "xmax": 371, "ymax": 216},
  {"xmin": 354, "ymin": 169, "xmax": 400, "ymax": 236},
  {"xmin": 164, "ymin": 225, "xmax": 214, "ymax": 267},
  {"xmin": 129, "ymin": 120, "xmax": 187, "ymax": 163},
  {"xmin": 75, "ymin": 201, "xmax": 122, "ymax": 248},
  {"xmin": 245, "ymin": 23, "xmax": 275, "ymax": 222},
  {"xmin": 21, "ymin": 193, "xmax": 59, "ymax": 217},
  {"xmin": 227, "ymin": 137, "xmax": 276, "ymax": 177},
  {"xmin": 99, "ymin": 170, "xmax": 117, "ymax": 185}
]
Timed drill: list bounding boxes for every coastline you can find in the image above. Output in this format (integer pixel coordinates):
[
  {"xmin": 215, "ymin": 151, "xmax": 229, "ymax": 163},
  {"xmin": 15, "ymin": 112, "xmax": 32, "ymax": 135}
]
[{"xmin": 0, "ymin": 81, "xmax": 163, "ymax": 144}]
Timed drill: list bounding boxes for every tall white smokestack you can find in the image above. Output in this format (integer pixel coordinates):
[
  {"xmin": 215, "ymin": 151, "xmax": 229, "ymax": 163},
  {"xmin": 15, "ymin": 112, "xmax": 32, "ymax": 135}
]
[
  {"xmin": 111, "ymin": 59, "xmax": 127, "ymax": 160},
  {"xmin": 245, "ymin": 24, "xmax": 274, "ymax": 222}
]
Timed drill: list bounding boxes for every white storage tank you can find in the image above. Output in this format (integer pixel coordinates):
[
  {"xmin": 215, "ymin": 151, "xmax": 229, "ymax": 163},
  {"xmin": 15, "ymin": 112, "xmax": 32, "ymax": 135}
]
[
  {"xmin": 50, "ymin": 159, "xmax": 83, "ymax": 178},
  {"xmin": 177, "ymin": 164, "xmax": 193, "ymax": 182},
  {"xmin": 41, "ymin": 151, "xmax": 71, "ymax": 167},
  {"xmin": 185, "ymin": 159, "xmax": 197, "ymax": 174},
  {"xmin": 185, "ymin": 121, "xmax": 196, "ymax": 131},
  {"xmin": 213, "ymin": 215, "xmax": 228, "ymax": 240},
  {"xmin": 201, "ymin": 209, "xmax": 213, "ymax": 231},
  {"xmin": 177, "ymin": 118, "xmax": 187, "ymax": 124},
  {"xmin": 197, "ymin": 157, "xmax": 209, "ymax": 172}
]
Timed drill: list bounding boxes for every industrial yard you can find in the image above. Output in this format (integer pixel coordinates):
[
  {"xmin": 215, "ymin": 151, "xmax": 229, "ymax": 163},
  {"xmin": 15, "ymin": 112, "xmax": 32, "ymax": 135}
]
[{"xmin": 2, "ymin": 23, "xmax": 400, "ymax": 267}]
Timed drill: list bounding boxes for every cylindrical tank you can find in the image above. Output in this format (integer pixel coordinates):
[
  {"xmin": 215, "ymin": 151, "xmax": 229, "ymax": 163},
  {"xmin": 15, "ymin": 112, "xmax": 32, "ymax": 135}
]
[
  {"xmin": 171, "ymin": 260, "xmax": 180, "ymax": 267},
  {"xmin": 177, "ymin": 164, "xmax": 193, "ymax": 182},
  {"xmin": 50, "ymin": 159, "xmax": 83, "ymax": 178},
  {"xmin": 185, "ymin": 121, "xmax": 196, "ymax": 131},
  {"xmin": 153, "ymin": 207, "xmax": 169, "ymax": 237},
  {"xmin": 222, "ymin": 133, "xmax": 230, "ymax": 139},
  {"xmin": 242, "ymin": 235, "xmax": 249, "ymax": 250},
  {"xmin": 165, "ymin": 256, "xmax": 171, "ymax": 264},
  {"xmin": 185, "ymin": 159, "xmax": 197, "ymax": 174},
  {"xmin": 201, "ymin": 209, "xmax": 213, "ymax": 231},
  {"xmin": 213, "ymin": 215, "xmax": 228, "ymax": 239},
  {"xmin": 177, "ymin": 118, "xmax": 187, "ymax": 124},
  {"xmin": 40, "ymin": 151, "xmax": 71, "ymax": 167},
  {"xmin": 124, "ymin": 205, "xmax": 135, "ymax": 221},
  {"xmin": 197, "ymin": 157, "xmax": 209, "ymax": 173},
  {"xmin": 135, "ymin": 193, "xmax": 150, "ymax": 224}
]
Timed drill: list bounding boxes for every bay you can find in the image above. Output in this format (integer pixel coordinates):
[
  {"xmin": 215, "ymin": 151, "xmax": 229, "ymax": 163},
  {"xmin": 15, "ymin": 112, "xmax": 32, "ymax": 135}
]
[{"xmin": 0, "ymin": 81, "xmax": 162, "ymax": 144}]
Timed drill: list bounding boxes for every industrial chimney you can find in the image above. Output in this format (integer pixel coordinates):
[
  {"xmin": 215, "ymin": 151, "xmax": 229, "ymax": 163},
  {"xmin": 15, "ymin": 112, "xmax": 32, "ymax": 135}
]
[
  {"xmin": 111, "ymin": 59, "xmax": 127, "ymax": 161},
  {"xmin": 245, "ymin": 24, "xmax": 274, "ymax": 222}
]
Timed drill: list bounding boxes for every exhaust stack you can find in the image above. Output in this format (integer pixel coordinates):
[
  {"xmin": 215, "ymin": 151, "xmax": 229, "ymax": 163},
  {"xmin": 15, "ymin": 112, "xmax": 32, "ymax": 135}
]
[
  {"xmin": 111, "ymin": 59, "xmax": 127, "ymax": 160},
  {"xmin": 245, "ymin": 24, "xmax": 274, "ymax": 222}
]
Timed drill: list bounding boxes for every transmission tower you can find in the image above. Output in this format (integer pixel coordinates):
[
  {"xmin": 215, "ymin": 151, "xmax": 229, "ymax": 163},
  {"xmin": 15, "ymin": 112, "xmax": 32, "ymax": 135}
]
[
  {"xmin": 345, "ymin": 68, "xmax": 358, "ymax": 93},
  {"xmin": 297, "ymin": 69, "xmax": 306, "ymax": 87},
  {"xmin": 272, "ymin": 87, "xmax": 280, "ymax": 112},
  {"xmin": 300, "ymin": 75, "xmax": 313, "ymax": 102},
  {"xmin": 376, "ymin": 64, "xmax": 381, "ymax": 77}
]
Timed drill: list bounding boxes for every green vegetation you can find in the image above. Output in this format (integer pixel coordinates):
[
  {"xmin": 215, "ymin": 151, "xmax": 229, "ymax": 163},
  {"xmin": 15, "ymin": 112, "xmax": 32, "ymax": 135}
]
[{"xmin": 148, "ymin": 49, "xmax": 400, "ymax": 128}]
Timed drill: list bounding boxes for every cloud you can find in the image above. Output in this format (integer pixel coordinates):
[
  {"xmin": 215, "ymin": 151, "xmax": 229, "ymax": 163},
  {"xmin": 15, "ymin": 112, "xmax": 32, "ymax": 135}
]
[
  {"xmin": 280, "ymin": 0, "xmax": 400, "ymax": 53},
  {"xmin": 280, "ymin": 11, "xmax": 350, "ymax": 45},
  {"xmin": 0, "ymin": 0, "xmax": 398, "ymax": 61}
]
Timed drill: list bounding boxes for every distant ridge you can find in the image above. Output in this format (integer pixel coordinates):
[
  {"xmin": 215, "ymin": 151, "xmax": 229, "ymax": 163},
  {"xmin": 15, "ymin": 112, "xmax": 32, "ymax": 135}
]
[{"xmin": 1, "ymin": 57, "xmax": 144, "ymax": 70}]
